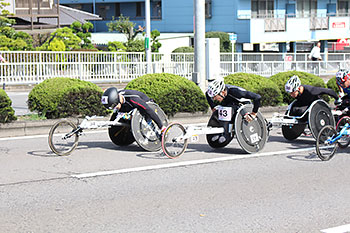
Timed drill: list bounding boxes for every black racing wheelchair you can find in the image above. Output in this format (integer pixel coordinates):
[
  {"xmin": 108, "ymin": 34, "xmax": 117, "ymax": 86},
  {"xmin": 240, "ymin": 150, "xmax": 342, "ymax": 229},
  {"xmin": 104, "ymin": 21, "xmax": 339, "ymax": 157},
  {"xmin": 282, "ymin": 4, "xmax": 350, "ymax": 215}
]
[{"xmin": 48, "ymin": 102, "xmax": 168, "ymax": 156}]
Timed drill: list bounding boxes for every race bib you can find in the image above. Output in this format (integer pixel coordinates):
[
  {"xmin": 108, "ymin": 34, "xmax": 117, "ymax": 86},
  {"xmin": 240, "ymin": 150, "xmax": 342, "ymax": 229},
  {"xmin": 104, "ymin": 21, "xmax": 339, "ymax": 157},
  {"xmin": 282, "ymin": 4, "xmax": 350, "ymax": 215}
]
[
  {"xmin": 250, "ymin": 133, "xmax": 259, "ymax": 144},
  {"xmin": 101, "ymin": 96, "xmax": 108, "ymax": 105},
  {"xmin": 218, "ymin": 106, "xmax": 232, "ymax": 121}
]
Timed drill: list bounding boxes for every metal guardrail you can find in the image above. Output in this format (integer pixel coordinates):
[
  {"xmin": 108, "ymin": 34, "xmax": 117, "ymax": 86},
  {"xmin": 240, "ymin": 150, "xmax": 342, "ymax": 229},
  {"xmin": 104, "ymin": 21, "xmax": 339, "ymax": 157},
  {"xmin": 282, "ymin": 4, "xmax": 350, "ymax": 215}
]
[{"xmin": 0, "ymin": 51, "xmax": 349, "ymax": 85}]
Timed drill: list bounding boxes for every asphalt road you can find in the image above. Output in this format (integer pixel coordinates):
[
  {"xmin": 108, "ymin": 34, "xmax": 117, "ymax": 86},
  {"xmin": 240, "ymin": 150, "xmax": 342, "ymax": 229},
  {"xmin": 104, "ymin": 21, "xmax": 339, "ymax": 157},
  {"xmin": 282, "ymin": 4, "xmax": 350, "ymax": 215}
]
[{"xmin": 0, "ymin": 129, "xmax": 349, "ymax": 232}]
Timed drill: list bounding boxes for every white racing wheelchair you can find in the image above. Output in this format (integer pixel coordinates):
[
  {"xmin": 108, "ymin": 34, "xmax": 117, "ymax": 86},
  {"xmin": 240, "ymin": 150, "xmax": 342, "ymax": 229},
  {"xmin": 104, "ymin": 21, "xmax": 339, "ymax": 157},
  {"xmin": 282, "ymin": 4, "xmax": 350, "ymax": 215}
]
[
  {"xmin": 48, "ymin": 102, "xmax": 168, "ymax": 156},
  {"xmin": 269, "ymin": 99, "xmax": 335, "ymax": 140},
  {"xmin": 161, "ymin": 100, "xmax": 269, "ymax": 159}
]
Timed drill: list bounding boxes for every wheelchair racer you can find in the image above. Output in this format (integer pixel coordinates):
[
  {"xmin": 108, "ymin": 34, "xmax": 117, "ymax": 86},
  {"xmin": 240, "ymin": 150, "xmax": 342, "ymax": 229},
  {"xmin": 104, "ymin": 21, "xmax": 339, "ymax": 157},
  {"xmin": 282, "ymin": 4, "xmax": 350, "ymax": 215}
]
[
  {"xmin": 206, "ymin": 78, "xmax": 262, "ymax": 143},
  {"xmin": 335, "ymin": 69, "xmax": 350, "ymax": 113},
  {"xmin": 102, "ymin": 87, "xmax": 166, "ymax": 134},
  {"xmin": 285, "ymin": 75, "xmax": 338, "ymax": 117}
]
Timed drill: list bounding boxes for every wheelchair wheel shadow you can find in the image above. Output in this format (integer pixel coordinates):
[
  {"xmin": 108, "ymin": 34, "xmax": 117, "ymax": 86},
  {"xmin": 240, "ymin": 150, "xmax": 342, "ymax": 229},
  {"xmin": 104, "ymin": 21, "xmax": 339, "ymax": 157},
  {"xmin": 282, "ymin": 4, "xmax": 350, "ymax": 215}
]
[
  {"xmin": 186, "ymin": 143, "xmax": 246, "ymax": 155},
  {"xmin": 136, "ymin": 142, "xmax": 247, "ymax": 160},
  {"xmin": 28, "ymin": 141, "xmax": 146, "ymax": 158}
]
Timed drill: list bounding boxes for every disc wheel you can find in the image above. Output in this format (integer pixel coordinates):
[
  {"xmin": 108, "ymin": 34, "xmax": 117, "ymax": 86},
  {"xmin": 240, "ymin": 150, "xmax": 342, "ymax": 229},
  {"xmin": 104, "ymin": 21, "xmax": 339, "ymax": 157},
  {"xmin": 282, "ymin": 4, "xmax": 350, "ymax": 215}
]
[
  {"xmin": 282, "ymin": 123, "xmax": 306, "ymax": 140},
  {"xmin": 48, "ymin": 119, "xmax": 80, "ymax": 156},
  {"xmin": 162, "ymin": 123, "xmax": 188, "ymax": 159},
  {"xmin": 336, "ymin": 116, "xmax": 350, "ymax": 148},
  {"xmin": 309, "ymin": 100, "xmax": 335, "ymax": 139},
  {"xmin": 108, "ymin": 112, "xmax": 135, "ymax": 146},
  {"xmin": 234, "ymin": 105, "xmax": 268, "ymax": 153},
  {"xmin": 206, "ymin": 111, "xmax": 234, "ymax": 148},
  {"xmin": 316, "ymin": 125, "xmax": 338, "ymax": 161},
  {"xmin": 131, "ymin": 102, "xmax": 168, "ymax": 152}
]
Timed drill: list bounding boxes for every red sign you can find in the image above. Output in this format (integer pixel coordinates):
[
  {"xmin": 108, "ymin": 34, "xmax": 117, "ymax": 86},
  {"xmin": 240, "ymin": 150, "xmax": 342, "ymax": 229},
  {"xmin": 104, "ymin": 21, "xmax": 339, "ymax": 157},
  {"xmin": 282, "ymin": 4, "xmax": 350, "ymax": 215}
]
[
  {"xmin": 336, "ymin": 38, "xmax": 350, "ymax": 50},
  {"xmin": 332, "ymin": 22, "xmax": 346, "ymax": 28},
  {"xmin": 284, "ymin": 56, "xmax": 293, "ymax": 62}
]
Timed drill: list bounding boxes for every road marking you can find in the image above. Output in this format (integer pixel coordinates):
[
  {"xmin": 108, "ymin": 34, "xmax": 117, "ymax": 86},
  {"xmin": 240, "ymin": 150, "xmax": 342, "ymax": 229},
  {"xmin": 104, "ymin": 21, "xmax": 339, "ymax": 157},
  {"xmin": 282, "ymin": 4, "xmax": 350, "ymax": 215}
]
[
  {"xmin": 71, "ymin": 147, "xmax": 315, "ymax": 179},
  {"xmin": 321, "ymin": 224, "xmax": 350, "ymax": 233}
]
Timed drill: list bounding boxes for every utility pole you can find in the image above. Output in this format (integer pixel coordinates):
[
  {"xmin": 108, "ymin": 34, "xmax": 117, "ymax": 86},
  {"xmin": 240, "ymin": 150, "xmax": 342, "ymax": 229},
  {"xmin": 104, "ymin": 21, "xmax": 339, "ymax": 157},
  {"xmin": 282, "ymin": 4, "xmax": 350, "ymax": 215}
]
[
  {"xmin": 193, "ymin": 0, "xmax": 206, "ymax": 91},
  {"xmin": 145, "ymin": 0, "xmax": 151, "ymax": 73}
]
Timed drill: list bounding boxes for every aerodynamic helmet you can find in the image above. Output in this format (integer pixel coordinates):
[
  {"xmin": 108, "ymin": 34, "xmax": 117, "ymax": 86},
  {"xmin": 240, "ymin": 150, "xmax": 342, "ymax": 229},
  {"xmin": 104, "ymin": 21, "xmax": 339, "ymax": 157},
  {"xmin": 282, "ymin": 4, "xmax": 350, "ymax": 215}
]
[
  {"xmin": 101, "ymin": 87, "xmax": 120, "ymax": 109},
  {"xmin": 285, "ymin": 75, "xmax": 301, "ymax": 93},
  {"xmin": 336, "ymin": 69, "xmax": 350, "ymax": 85},
  {"xmin": 207, "ymin": 78, "xmax": 225, "ymax": 98}
]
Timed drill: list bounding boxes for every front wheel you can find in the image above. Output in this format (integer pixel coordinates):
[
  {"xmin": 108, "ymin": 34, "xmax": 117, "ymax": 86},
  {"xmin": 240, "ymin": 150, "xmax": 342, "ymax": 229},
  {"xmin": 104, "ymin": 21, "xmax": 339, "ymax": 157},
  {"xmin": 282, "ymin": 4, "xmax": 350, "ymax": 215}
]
[
  {"xmin": 48, "ymin": 119, "xmax": 80, "ymax": 156},
  {"xmin": 162, "ymin": 123, "xmax": 188, "ymax": 159},
  {"xmin": 316, "ymin": 125, "xmax": 338, "ymax": 161},
  {"xmin": 336, "ymin": 116, "xmax": 350, "ymax": 149}
]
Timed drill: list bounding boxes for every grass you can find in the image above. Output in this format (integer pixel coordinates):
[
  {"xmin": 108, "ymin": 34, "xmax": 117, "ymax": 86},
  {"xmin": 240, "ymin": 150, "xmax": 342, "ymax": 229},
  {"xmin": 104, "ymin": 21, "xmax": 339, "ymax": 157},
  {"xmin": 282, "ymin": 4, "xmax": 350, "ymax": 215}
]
[{"xmin": 18, "ymin": 113, "xmax": 47, "ymax": 121}]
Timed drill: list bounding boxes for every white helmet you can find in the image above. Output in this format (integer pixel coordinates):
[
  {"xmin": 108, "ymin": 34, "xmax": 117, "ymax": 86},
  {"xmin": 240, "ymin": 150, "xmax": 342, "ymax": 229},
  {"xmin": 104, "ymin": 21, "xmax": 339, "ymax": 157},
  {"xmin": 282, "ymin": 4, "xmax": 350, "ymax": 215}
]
[
  {"xmin": 207, "ymin": 78, "xmax": 225, "ymax": 98},
  {"xmin": 285, "ymin": 75, "xmax": 301, "ymax": 93}
]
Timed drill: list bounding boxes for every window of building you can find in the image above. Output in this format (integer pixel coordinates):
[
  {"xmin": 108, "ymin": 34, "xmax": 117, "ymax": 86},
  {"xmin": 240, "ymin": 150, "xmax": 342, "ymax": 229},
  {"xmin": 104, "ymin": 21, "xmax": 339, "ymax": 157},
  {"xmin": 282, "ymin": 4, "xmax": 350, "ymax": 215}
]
[
  {"xmin": 97, "ymin": 4, "xmax": 110, "ymax": 20},
  {"xmin": 115, "ymin": 3, "xmax": 120, "ymax": 17},
  {"xmin": 251, "ymin": 0, "xmax": 274, "ymax": 18},
  {"xmin": 296, "ymin": 0, "xmax": 317, "ymax": 18},
  {"xmin": 151, "ymin": 0, "xmax": 162, "ymax": 19},
  {"xmin": 136, "ymin": 2, "xmax": 142, "ymax": 17},
  {"xmin": 338, "ymin": 0, "xmax": 350, "ymax": 16},
  {"xmin": 205, "ymin": 0, "xmax": 212, "ymax": 18}
]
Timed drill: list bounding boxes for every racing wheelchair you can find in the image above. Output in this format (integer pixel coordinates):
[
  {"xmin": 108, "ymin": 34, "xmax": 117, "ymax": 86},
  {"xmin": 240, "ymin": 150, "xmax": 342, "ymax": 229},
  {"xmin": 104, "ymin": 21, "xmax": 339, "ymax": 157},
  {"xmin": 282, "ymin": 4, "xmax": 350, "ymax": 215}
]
[
  {"xmin": 269, "ymin": 99, "xmax": 335, "ymax": 141},
  {"xmin": 161, "ymin": 99, "xmax": 268, "ymax": 159},
  {"xmin": 48, "ymin": 102, "xmax": 168, "ymax": 156}
]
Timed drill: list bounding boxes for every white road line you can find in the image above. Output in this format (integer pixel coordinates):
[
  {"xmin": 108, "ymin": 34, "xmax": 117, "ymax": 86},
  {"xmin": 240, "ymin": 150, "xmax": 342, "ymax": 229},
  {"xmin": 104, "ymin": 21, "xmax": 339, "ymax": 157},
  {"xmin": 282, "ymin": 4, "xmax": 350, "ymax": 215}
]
[
  {"xmin": 71, "ymin": 147, "xmax": 315, "ymax": 179},
  {"xmin": 321, "ymin": 224, "xmax": 350, "ymax": 233}
]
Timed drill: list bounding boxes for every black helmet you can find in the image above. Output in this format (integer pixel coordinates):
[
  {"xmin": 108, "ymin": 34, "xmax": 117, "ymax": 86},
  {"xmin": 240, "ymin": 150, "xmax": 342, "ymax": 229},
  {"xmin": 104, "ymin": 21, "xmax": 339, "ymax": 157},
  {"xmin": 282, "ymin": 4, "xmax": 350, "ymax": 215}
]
[{"xmin": 101, "ymin": 87, "xmax": 120, "ymax": 109}]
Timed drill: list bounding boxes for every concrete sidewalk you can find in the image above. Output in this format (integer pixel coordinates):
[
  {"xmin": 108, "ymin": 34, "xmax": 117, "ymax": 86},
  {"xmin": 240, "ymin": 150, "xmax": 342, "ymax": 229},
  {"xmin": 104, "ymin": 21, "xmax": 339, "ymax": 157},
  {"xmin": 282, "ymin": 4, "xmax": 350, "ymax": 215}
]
[{"xmin": 0, "ymin": 106, "xmax": 287, "ymax": 138}]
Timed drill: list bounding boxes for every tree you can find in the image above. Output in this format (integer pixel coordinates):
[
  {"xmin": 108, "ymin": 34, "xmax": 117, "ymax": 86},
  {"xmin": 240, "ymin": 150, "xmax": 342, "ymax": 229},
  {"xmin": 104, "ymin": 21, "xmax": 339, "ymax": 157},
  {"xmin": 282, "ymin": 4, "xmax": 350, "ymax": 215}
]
[
  {"xmin": 107, "ymin": 41, "xmax": 126, "ymax": 52},
  {"xmin": 39, "ymin": 27, "xmax": 81, "ymax": 51},
  {"xmin": 151, "ymin": 29, "xmax": 161, "ymax": 52},
  {"xmin": 107, "ymin": 15, "xmax": 144, "ymax": 42},
  {"xmin": 70, "ymin": 21, "xmax": 95, "ymax": 49},
  {"xmin": 0, "ymin": 0, "xmax": 15, "ymax": 27}
]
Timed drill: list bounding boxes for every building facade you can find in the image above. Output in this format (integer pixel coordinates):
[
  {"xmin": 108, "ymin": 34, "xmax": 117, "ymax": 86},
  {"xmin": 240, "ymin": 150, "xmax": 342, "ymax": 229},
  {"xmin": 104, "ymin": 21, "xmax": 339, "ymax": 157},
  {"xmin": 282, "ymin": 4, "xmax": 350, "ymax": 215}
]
[{"xmin": 60, "ymin": 0, "xmax": 350, "ymax": 52}]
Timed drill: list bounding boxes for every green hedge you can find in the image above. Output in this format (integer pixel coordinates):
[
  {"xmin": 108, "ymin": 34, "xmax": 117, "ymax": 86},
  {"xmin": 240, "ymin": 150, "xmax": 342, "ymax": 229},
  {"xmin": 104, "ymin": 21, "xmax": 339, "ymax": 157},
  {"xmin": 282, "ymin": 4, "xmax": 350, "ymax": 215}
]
[
  {"xmin": 0, "ymin": 89, "xmax": 17, "ymax": 123},
  {"xmin": 28, "ymin": 77, "xmax": 108, "ymax": 119},
  {"xmin": 223, "ymin": 73, "xmax": 283, "ymax": 106},
  {"xmin": 172, "ymin": 46, "xmax": 194, "ymax": 53},
  {"xmin": 270, "ymin": 71, "xmax": 327, "ymax": 104},
  {"xmin": 126, "ymin": 73, "xmax": 209, "ymax": 116},
  {"xmin": 327, "ymin": 77, "xmax": 339, "ymax": 94}
]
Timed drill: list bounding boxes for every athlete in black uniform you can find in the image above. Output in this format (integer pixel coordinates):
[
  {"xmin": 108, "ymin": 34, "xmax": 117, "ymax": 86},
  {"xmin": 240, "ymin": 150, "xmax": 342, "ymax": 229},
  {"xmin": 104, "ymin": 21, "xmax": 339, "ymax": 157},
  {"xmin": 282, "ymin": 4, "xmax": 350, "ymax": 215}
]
[
  {"xmin": 102, "ymin": 87, "xmax": 165, "ymax": 132},
  {"xmin": 284, "ymin": 75, "xmax": 338, "ymax": 116},
  {"xmin": 206, "ymin": 78, "xmax": 261, "ymax": 143}
]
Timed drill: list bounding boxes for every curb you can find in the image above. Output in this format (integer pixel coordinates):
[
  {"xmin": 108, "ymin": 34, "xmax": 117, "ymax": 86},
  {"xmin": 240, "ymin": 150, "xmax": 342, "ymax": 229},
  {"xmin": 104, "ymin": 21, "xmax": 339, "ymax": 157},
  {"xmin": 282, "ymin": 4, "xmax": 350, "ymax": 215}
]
[{"xmin": 0, "ymin": 106, "xmax": 287, "ymax": 139}]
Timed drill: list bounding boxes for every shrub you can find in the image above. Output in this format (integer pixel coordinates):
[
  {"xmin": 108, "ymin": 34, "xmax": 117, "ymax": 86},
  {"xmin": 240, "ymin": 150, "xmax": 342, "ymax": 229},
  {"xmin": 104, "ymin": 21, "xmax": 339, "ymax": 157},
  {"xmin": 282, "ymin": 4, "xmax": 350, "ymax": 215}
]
[
  {"xmin": 270, "ymin": 71, "xmax": 327, "ymax": 104},
  {"xmin": 28, "ymin": 77, "xmax": 108, "ymax": 119},
  {"xmin": 223, "ymin": 73, "xmax": 283, "ymax": 106},
  {"xmin": 205, "ymin": 31, "xmax": 232, "ymax": 52},
  {"xmin": 125, "ymin": 73, "xmax": 209, "ymax": 116},
  {"xmin": 125, "ymin": 39, "xmax": 144, "ymax": 52},
  {"xmin": 0, "ymin": 89, "xmax": 17, "ymax": 123},
  {"xmin": 108, "ymin": 41, "xmax": 126, "ymax": 52},
  {"xmin": 327, "ymin": 77, "xmax": 339, "ymax": 94},
  {"xmin": 172, "ymin": 46, "xmax": 194, "ymax": 53}
]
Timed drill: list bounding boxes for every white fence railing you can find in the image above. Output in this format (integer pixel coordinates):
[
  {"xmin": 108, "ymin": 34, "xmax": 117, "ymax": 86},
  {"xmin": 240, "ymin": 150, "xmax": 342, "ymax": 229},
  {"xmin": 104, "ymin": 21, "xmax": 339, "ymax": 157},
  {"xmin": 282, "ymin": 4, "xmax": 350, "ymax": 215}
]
[{"xmin": 0, "ymin": 51, "xmax": 349, "ymax": 85}]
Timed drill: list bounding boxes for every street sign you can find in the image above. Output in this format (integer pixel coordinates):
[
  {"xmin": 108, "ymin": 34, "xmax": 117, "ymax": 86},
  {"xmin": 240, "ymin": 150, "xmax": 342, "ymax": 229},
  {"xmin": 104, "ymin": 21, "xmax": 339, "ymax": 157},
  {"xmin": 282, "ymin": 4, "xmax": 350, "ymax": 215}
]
[{"xmin": 229, "ymin": 33, "xmax": 237, "ymax": 42}]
